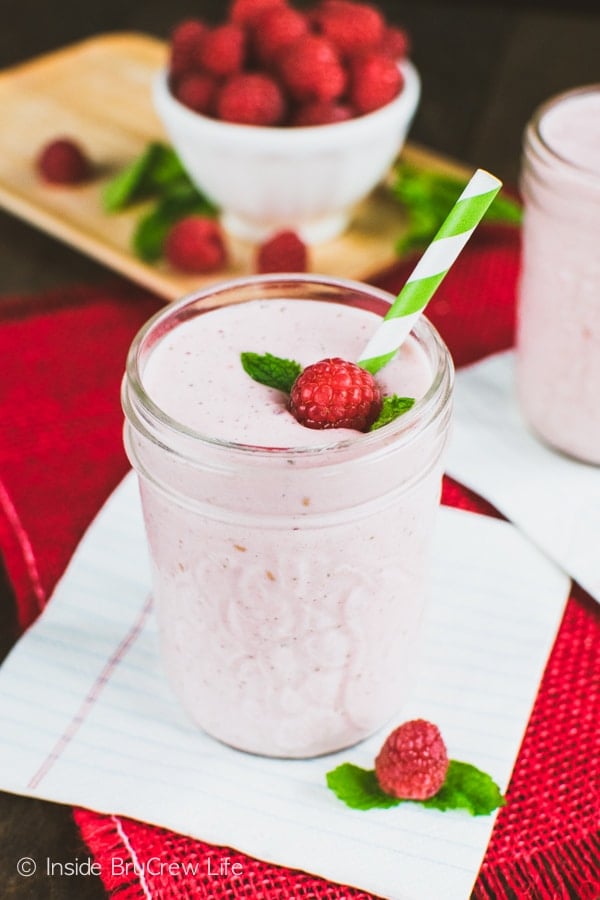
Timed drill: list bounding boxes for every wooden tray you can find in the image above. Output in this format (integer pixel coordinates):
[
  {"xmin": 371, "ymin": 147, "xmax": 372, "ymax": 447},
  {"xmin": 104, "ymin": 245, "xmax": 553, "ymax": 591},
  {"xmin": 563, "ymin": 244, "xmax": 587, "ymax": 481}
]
[{"xmin": 0, "ymin": 33, "xmax": 470, "ymax": 302}]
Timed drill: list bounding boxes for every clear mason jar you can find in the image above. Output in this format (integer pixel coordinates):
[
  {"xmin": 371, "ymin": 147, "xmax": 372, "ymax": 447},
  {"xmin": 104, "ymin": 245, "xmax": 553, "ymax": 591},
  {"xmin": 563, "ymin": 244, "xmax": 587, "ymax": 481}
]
[
  {"xmin": 122, "ymin": 275, "xmax": 453, "ymax": 757},
  {"xmin": 517, "ymin": 85, "xmax": 600, "ymax": 463}
]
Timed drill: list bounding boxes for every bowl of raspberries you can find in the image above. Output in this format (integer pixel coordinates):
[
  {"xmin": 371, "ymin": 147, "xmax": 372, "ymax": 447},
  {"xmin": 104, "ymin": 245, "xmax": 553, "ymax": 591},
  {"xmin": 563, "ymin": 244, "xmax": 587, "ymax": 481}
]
[{"xmin": 154, "ymin": 0, "xmax": 420, "ymax": 244}]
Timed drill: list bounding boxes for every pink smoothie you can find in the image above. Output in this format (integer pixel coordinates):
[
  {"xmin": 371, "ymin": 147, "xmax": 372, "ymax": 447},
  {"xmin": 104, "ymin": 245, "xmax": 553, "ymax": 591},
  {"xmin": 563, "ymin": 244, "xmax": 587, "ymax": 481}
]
[
  {"xmin": 124, "ymin": 285, "xmax": 453, "ymax": 757},
  {"xmin": 142, "ymin": 299, "xmax": 432, "ymax": 447},
  {"xmin": 517, "ymin": 88, "xmax": 600, "ymax": 463}
]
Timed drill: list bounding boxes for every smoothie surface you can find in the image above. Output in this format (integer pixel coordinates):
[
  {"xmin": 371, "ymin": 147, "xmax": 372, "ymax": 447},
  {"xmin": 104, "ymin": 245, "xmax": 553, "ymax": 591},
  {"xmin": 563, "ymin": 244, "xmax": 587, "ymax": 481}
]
[{"xmin": 142, "ymin": 298, "xmax": 432, "ymax": 448}]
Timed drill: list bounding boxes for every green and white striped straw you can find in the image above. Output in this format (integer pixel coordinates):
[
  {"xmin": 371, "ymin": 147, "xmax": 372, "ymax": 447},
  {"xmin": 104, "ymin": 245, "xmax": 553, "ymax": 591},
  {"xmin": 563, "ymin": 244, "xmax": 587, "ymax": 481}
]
[{"xmin": 358, "ymin": 168, "xmax": 502, "ymax": 375}]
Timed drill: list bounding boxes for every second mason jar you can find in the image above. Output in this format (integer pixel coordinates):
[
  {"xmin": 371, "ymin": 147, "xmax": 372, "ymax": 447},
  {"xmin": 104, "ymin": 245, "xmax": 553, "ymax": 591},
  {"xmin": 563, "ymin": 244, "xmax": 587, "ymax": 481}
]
[{"xmin": 517, "ymin": 85, "xmax": 600, "ymax": 463}]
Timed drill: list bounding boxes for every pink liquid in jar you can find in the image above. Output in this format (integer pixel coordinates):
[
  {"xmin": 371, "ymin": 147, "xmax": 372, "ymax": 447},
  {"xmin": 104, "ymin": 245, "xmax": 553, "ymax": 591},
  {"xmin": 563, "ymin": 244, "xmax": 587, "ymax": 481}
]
[
  {"xmin": 122, "ymin": 276, "xmax": 453, "ymax": 757},
  {"xmin": 517, "ymin": 85, "xmax": 600, "ymax": 463}
]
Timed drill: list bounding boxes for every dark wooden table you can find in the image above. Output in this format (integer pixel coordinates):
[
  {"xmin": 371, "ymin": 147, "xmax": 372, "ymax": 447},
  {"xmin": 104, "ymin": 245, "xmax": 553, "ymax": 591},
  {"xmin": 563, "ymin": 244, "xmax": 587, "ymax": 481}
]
[{"xmin": 1, "ymin": 1, "xmax": 599, "ymax": 896}]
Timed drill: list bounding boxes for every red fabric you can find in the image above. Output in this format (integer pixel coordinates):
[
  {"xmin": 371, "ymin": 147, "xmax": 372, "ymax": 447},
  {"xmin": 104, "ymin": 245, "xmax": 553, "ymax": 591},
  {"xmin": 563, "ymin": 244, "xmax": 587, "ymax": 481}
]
[{"xmin": 1, "ymin": 232, "xmax": 599, "ymax": 900}]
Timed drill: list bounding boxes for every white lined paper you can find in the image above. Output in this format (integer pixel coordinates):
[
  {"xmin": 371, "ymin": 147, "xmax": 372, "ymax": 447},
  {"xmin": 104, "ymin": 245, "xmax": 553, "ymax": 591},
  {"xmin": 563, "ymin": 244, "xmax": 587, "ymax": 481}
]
[
  {"xmin": 447, "ymin": 350, "xmax": 600, "ymax": 603},
  {"xmin": 0, "ymin": 473, "xmax": 569, "ymax": 900}
]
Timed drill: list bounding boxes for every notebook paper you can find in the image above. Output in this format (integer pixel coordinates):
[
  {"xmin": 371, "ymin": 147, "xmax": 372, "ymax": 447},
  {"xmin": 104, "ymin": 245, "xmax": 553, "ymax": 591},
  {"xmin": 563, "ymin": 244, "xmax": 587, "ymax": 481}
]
[
  {"xmin": 0, "ymin": 473, "xmax": 569, "ymax": 900},
  {"xmin": 446, "ymin": 350, "xmax": 600, "ymax": 603}
]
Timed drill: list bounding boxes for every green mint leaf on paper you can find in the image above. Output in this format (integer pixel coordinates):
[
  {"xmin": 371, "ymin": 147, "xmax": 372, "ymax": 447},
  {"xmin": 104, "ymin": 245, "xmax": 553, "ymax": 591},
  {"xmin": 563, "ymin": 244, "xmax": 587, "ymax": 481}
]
[
  {"xmin": 241, "ymin": 352, "xmax": 302, "ymax": 394},
  {"xmin": 326, "ymin": 764, "xmax": 402, "ymax": 810},
  {"xmin": 370, "ymin": 395, "xmax": 415, "ymax": 431},
  {"xmin": 326, "ymin": 760, "xmax": 504, "ymax": 815},
  {"xmin": 422, "ymin": 761, "xmax": 506, "ymax": 816},
  {"xmin": 133, "ymin": 184, "xmax": 218, "ymax": 262}
]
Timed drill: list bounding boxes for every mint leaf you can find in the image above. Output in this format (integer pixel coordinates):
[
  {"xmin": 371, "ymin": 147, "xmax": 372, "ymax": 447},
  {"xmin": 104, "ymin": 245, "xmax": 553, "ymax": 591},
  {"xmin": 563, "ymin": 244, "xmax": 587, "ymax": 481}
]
[
  {"xmin": 241, "ymin": 352, "xmax": 302, "ymax": 393},
  {"xmin": 326, "ymin": 760, "xmax": 505, "ymax": 815},
  {"xmin": 326, "ymin": 764, "xmax": 402, "ymax": 810},
  {"xmin": 103, "ymin": 143, "xmax": 165, "ymax": 212},
  {"xmin": 484, "ymin": 192, "xmax": 522, "ymax": 225},
  {"xmin": 391, "ymin": 162, "xmax": 521, "ymax": 255},
  {"xmin": 133, "ymin": 184, "xmax": 218, "ymax": 262},
  {"xmin": 423, "ymin": 761, "xmax": 506, "ymax": 816},
  {"xmin": 370, "ymin": 395, "xmax": 415, "ymax": 430},
  {"xmin": 103, "ymin": 143, "xmax": 198, "ymax": 213},
  {"xmin": 147, "ymin": 146, "xmax": 188, "ymax": 189}
]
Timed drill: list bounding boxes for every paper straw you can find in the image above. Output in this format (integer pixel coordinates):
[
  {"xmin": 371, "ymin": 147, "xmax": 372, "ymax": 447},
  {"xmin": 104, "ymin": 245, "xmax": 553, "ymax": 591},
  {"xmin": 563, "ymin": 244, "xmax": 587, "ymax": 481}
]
[{"xmin": 358, "ymin": 168, "xmax": 502, "ymax": 374}]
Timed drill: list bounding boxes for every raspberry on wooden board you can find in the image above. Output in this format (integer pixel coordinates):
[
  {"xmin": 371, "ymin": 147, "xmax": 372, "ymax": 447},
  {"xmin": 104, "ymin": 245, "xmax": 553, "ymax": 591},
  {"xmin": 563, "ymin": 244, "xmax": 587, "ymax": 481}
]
[
  {"xmin": 256, "ymin": 230, "xmax": 308, "ymax": 273},
  {"xmin": 164, "ymin": 217, "xmax": 227, "ymax": 273},
  {"xmin": 36, "ymin": 139, "xmax": 91, "ymax": 185}
]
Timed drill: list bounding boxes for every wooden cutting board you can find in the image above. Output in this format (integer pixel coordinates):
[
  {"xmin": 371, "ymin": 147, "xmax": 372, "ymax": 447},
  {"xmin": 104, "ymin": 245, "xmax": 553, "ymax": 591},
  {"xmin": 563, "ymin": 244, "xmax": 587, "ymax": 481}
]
[{"xmin": 0, "ymin": 33, "xmax": 470, "ymax": 302}]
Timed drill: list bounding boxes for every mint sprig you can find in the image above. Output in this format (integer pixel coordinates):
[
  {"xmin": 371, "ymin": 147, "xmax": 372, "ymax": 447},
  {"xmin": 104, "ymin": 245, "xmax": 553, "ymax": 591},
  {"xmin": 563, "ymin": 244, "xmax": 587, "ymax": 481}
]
[
  {"xmin": 103, "ymin": 142, "xmax": 166, "ymax": 212},
  {"xmin": 241, "ymin": 353, "xmax": 416, "ymax": 430},
  {"xmin": 241, "ymin": 352, "xmax": 302, "ymax": 393},
  {"xmin": 133, "ymin": 183, "xmax": 218, "ymax": 263},
  {"xmin": 102, "ymin": 142, "xmax": 218, "ymax": 262},
  {"xmin": 326, "ymin": 760, "xmax": 505, "ymax": 816},
  {"xmin": 422, "ymin": 761, "xmax": 506, "ymax": 815},
  {"xmin": 390, "ymin": 161, "xmax": 521, "ymax": 255},
  {"xmin": 370, "ymin": 395, "xmax": 415, "ymax": 430},
  {"xmin": 327, "ymin": 765, "xmax": 403, "ymax": 810}
]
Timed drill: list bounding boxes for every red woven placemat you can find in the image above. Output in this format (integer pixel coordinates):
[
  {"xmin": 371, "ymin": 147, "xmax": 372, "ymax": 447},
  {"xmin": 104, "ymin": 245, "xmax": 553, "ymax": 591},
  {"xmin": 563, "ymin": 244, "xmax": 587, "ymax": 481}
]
[{"xmin": 1, "ymin": 232, "xmax": 599, "ymax": 900}]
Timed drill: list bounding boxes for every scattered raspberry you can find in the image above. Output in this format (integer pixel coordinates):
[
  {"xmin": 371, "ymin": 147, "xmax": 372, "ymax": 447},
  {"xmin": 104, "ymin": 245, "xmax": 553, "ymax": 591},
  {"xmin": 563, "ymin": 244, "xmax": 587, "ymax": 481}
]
[
  {"xmin": 375, "ymin": 719, "xmax": 449, "ymax": 800},
  {"xmin": 174, "ymin": 72, "xmax": 216, "ymax": 115},
  {"xmin": 257, "ymin": 230, "xmax": 307, "ymax": 272},
  {"xmin": 292, "ymin": 100, "xmax": 353, "ymax": 126},
  {"xmin": 349, "ymin": 52, "xmax": 403, "ymax": 114},
  {"xmin": 380, "ymin": 24, "xmax": 410, "ymax": 59},
  {"xmin": 164, "ymin": 217, "xmax": 227, "ymax": 273},
  {"xmin": 198, "ymin": 24, "xmax": 246, "ymax": 77},
  {"xmin": 169, "ymin": 19, "xmax": 207, "ymax": 78},
  {"xmin": 289, "ymin": 358, "xmax": 381, "ymax": 430},
  {"xmin": 230, "ymin": 0, "xmax": 286, "ymax": 25},
  {"xmin": 278, "ymin": 34, "xmax": 346, "ymax": 102},
  {"xmin": 36, "ymin": 138, "xmax": 91, "ymax": 185},
  {"xmin": 253, "ymin": 7, "xmax": 309, "ymax": 66},
  {"xmin": 216, "ymin": 73, "xmax": 286, "ymax": 125},
  {"xmin": 312, "ymin": 0, "xmax": 384, "ymax": 56}
]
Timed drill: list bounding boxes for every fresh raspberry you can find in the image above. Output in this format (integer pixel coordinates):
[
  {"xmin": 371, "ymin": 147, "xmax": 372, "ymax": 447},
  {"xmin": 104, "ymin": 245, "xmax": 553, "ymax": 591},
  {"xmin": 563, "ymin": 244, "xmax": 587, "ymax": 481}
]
[
  {"xmin": 380, "ymin": 24, "xmax": 410, "ymax": 60},
  {"xmin": 173, "ymin": 72, "xmax": 216, "ymax": 115},
  {"xmin": 257, "ymin": 230, "xmax": 307, "ymax": 273},
  {"xmin": 375, "ymin": 719, "xmax": 449, "ymax": 800},
  {"xmin": 253, "ymin": 7, "xmax": 309, "ymax": 66},
  {"xmin": 36, "ymin": 138, "xmax": 91, "ymax": 185},
  {"xmin": 289, "ymin": 358, "xmax": 381, "ymax": 431},
  {"xmin": 349, "ymin": 52, "xmax": 403, "ymax": 114},
  {"xmin": 198, "ymin": 24, "xmax": 246, "ymax": 77},
  {"xmin": 312, "ymin": 0, "xmax": 384, "ymax": 56},
  {"xmin": 278, "ymin": 35, "xmax": 346, "ymax": 103},
  {"xmin": 292, "ymin": 100, "xmax": 353, "ymax": 126},
  {"xmin": 164, "ymin": 217, "xmax": 227, "ymax": 273},
  {"xmin": 169, "ymin": 19, "xmax": 207, "ymax": 78},
  {"xmin": 216, "ymin": 73, "xmax": 286, "ymax": 125},
  {"xmin": 230, "ymin": 0, "xmax": 286, "ymax": 26}
]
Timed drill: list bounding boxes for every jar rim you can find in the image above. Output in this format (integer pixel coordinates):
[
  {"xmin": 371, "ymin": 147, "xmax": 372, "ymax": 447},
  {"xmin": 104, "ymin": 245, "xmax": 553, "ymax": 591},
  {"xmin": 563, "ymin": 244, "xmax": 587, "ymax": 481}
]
[
  {"xmin": 123, "ymin": 273, "xmax": 453, "ymax": 460},
  {"xmin": 526, "ymin": 84, "xmax": 600, "ymax": 182}
]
